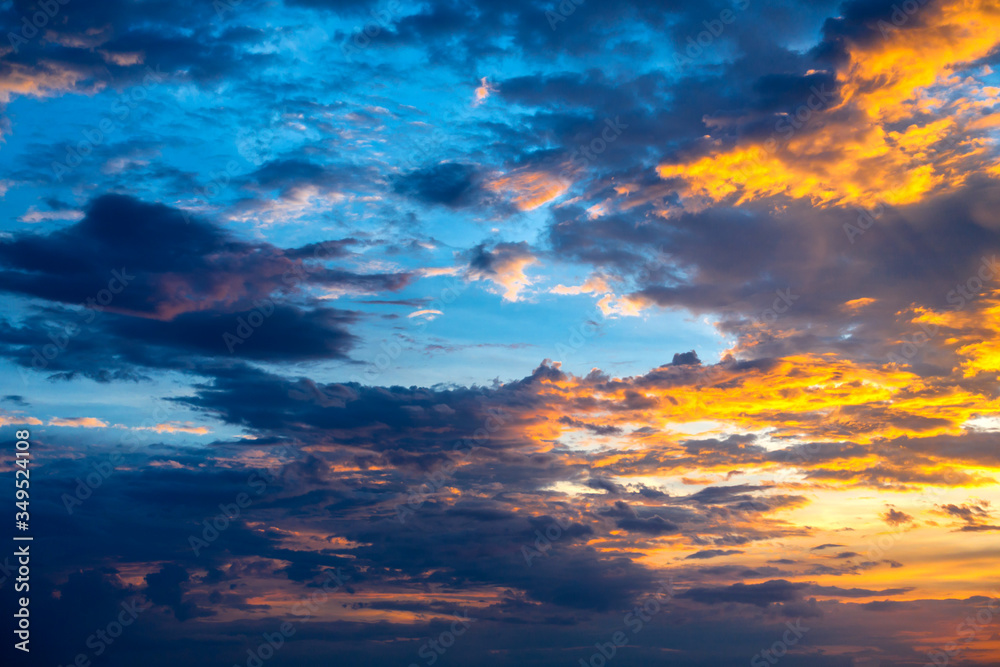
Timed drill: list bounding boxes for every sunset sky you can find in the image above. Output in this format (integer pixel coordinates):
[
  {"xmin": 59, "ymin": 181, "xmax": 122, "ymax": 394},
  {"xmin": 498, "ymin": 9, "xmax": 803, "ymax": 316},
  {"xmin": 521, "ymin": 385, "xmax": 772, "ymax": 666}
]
[{"xmin": 1, "ymin": 0, "xmax": 1000, "ymax": 665}]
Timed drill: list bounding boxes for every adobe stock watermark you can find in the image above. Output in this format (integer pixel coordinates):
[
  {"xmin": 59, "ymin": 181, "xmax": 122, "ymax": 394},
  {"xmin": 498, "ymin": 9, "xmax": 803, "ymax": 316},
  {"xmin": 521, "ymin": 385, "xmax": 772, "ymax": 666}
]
[
  {"xmin": 577, "ymin": 579, "xmax": 675, "ymax": 667},
  {"xmin": 340, "ymin": 1, "xmax": 404, "ymax": 61},
  {"xmin": 887, "ymin": 256, "xmax": 999, "ymax": 365},
  {"xmin": 519, "ymin": 514, "xmax": 574, "ymax": 566},
  {"xmin": 569, "ymin": 117, "xmax": 628, "ymax": 171},
  {"xmin": 856, "ymin": 517, "xmax": 912, "ymax": 570},
  {"xmin": 222, "ymin": 239, "xmax": 347, "ymax": 353},
  {"xmin": 843, "ymin": 182, "xmax": 910, "ymax": 244},
  {"xmin": 7, "ymin": 0, "xmax": 70, "ymax": 53},
  {"xmin": 189, "ymin": 469, "xmax": 275, "ymax": 555},
  {"xmin": 752, "ymin": 288, "xmax": 798, "ymax": 327},
  {"xmin": 288, "ymin": 379, "xmax": 357, "ymax": 408},
  {"xmin": 924, "ymin": 590, "xmax": 1000, "ymax": 666},
  {"xmin": 55, "ymin": 597, "xmax": 151, "ymax": 667},
  {"xmin": 545, "ymin": 0, "xmax": 585, "ymax": 31},
  {"xmin": 62, "ymin": 457, "xmax": 124, "ymax": 515},
  {"xmin": 395, "ymin": 400, "xmax": 506, "ymax": 523},
  {"xmin": 750, "ymin": 619, "xmax": 810, "ymax": 666},
  {"xmin": 672, "ymin": 0, "xmax": 751, "ymax": 70},
  {"xmin": 51, "ymin": 67, "xmax": 165, "ymax": 181},
  {"xmin": 213, "ymin": 0, "xmax": 244, "ymax": 19},
  {"xmin": 876, "ymin": 0, "xmax": 930, "ymax": 38},
  {"xmin": 407, "ymin": 610, "xmax": 477, "ymax": 667},
  {"xmin": 18, "ymin": 268, "xmax": 134, "ymax": 386},
  {"xmin": 731, "ymin": 82, "xmax": 835, "ymax": 185},
  {"xmin": 232, "ymin": 568, "xmax": 351, "ymax": 667},
  {"xmin": 222, "ymin": 298, "xmax": 278, "ymax": 353}
]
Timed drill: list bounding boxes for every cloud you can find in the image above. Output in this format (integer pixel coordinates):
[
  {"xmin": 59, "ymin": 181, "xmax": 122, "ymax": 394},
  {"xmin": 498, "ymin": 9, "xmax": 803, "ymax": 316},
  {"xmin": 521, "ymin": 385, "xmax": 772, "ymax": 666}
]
[
  {"xmin": 0, "ymin": 194, "xmax": 413, "ymax": 375},
  {"xmin": 140, "ymin": 422, "xmax": 211, "ymax": 435},
  {"xmin": 465, "ymin": 241, "xmax": 536, "ymax": 302},
  {"xmin": 685, "ymin": 549, "xmax": 744, "ymax": 560},
  {"xmin": 473, "ymin": 76, "xmax": 495, "ymax": 106},
  {"xmin": 671, "ymin": 350, "xmax": 701, "ymax": 366},
  {"xmin": 657, "ymin": 1, "xmax": 1000, "ymax": 210},
  {"xmin": 486, "ymin": 168, "xmax": 569, "ymax": 211},
  {"xmin": 393, "ymin": 162, "xmax": 483, "ymax": 208},
  {"xmin": 681, "ymin": 580, "xmax": 809, "ymax": 607},
  {"xmin": 5, "ymin": 1, "xmax": 1000, "ymax": 665},
  {"xmin": 144, "ymin": 564, "xmax": 210, "ymax": 621},
  {"xmin": 936, "ymin": 501, "xmax": 999, "ymax": 531},
  {"xmin": 883, "ymin": 508, "xmax": 914, "ymax": 526},
  {"xmin": 48, "ymin": 417, "xmax": 109, "ymax": 428},
  {"xmin": 0, "ymin": 412, "xmax": 42, "ymax": 426}
]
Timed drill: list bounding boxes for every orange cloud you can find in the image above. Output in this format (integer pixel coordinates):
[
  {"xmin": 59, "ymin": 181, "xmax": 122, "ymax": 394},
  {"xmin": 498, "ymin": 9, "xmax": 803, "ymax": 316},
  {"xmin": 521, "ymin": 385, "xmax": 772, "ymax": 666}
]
[
  {"xmin": 0, "ymin": 413, "xmax": 42, "ymax": 427},
  {"xmin": 467, "ymin": 244, "xmax": 537, "ymax": 302},
  {"xmin": 488, "ymin": 169, "xmax": 569, "ymax": 211},
  {"xmin": 657, "ymin": 0, "xmax": 1000, "ymax": 210},
  {"xmin": 840, "ymin": 0, "xmax": 1000, "ymax": 122},
  {"xmin": 551, "ymin": 274, "xmax": 653, "ymax": 317},
  {"xmin": 473, "ymin": 76, "xmax": 495, "ymax": 106},
  {"xmin": 145, "ymin": 421, "xmax": 211, "ymax": 435},
  {"xmin": 0, "ymin": 60, "xmax": 103, "ymax": 104},
  {"xmin": 527, "ymin": 353, "xmax": 1000, "ymax": 449},
  {"xmin": 596, "ymin": 292, "xmax": 651, "ymax": 317},
  {"xmin": 843, "ymin": 297, "xmax": 877, "ymax": 311},
  {"xmin": 909, "ymin": 290, "xmax": 1000, "ymax": 377},
  {"xmin": 48, "ymin": 417, "xmax": 108, "ymax": 428},
  {"xmin": 551, "ymin": 274, "xmax": 613, "ymax": 296}
]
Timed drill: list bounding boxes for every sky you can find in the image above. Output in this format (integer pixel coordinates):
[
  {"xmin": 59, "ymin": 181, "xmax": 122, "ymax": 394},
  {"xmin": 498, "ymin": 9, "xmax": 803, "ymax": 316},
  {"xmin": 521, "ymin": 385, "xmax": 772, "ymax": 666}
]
[{"xmin": 1, "ymin": 0, "xmax": 999, "ymax": 665}]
